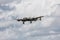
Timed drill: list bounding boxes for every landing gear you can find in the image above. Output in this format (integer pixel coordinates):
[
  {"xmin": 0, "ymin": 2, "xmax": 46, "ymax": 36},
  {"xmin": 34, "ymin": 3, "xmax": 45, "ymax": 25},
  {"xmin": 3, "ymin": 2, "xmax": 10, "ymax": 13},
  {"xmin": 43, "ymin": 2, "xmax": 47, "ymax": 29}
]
[
  {"xmin": 30, "ymin": 21, "xmax": 32, "ymax": 23},
  {"xmin": 39, "ymin": 17, "xmax": 42, "ymax": 21},
  {"xmin": 40, "ymin": 18, "xmax": 41, "ymax": 21},
  {"xmin": 23, "ymin": 21, "xmax": 25, "ymax": 24}
]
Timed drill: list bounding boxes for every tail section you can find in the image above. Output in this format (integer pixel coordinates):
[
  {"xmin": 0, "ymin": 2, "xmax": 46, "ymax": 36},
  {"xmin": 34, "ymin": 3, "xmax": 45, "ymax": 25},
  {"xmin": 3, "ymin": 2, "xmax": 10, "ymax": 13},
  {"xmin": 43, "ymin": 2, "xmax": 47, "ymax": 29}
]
[{"xmin": 39, "ymin": 16, "xmax": 44, "ymax": 21}]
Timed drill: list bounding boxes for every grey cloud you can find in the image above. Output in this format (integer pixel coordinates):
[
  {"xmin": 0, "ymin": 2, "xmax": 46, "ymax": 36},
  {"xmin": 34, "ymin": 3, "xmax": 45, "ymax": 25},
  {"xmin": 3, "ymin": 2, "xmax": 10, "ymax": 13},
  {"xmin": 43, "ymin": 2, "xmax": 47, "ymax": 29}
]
[
  {"xmin": 0, "ymin": 0, "xmax": 21, "ymax": 4},
  {"xmin": 29, "ymin": 33, "xmax": 60, "ymax": 37},
  {"xmin": 48, "ymin": 5, "xmax": 60, "ymax": 32},
  {"xmin": 0, "ymin": 5, "xmax": 15, "ymax": 11}
]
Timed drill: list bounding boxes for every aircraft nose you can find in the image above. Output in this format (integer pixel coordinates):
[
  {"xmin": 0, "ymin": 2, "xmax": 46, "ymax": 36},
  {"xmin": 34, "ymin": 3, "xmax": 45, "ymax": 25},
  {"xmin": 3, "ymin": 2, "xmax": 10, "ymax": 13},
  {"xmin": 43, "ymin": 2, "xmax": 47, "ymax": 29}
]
[{"xmin": 17, "ymin": 19, "xmax": 21, "ymax": 21}]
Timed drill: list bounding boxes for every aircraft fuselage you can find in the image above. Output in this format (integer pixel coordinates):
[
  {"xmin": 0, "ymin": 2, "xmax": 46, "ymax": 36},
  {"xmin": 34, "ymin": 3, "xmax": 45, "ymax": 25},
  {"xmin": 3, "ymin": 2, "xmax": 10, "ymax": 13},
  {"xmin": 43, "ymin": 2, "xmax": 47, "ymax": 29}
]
[{"xmin": 16, "ymin": 16, "xmax": 44, "ymax": 24}]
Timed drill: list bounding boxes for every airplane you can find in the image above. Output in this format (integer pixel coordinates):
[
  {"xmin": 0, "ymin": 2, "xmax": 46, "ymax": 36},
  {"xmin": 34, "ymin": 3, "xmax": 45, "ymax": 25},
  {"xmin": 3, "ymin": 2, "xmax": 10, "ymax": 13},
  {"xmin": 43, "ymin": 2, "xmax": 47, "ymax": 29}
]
[{"xmin": 16, "ymin": 16, "xmax": 44, "ymax": 24}]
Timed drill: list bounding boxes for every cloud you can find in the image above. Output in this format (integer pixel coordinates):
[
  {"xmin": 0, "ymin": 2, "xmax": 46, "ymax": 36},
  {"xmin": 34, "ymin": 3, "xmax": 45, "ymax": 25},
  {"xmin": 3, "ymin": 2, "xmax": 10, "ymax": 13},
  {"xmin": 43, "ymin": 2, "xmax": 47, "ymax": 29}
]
[
  {"xmin": 0, "ymin": 0, "xmax": 60, "ymax": 40},
  {"xmin": 0, "ymin": 5, "xmax": 15, "ymax": 11},
  {"xmin": 15, "ymin": 0, "xmax": 56, "ymax": 17},
  {"xmin": 0, "ymin": 0, "xmax": 21, "ymax": 4}
]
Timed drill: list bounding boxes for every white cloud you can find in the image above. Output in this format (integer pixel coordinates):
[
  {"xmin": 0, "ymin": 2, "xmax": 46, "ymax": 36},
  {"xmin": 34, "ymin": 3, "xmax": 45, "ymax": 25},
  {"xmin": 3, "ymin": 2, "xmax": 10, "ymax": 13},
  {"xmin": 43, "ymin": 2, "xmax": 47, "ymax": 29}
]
[
  {"xmin": 15, "ymin": 0, "xmax": 56, "ymax": 17},
  {"xmin": 41, "ymin": 17, "xmax": 55, "ymax": 27}
]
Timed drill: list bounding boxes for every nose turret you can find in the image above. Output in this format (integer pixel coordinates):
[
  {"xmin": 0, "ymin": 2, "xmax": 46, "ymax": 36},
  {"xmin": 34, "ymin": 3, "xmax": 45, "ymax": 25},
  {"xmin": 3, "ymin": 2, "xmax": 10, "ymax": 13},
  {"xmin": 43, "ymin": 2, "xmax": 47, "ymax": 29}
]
[{"xmin": 17, "ymin": 19, "xmax": 21, "ymax": 21}]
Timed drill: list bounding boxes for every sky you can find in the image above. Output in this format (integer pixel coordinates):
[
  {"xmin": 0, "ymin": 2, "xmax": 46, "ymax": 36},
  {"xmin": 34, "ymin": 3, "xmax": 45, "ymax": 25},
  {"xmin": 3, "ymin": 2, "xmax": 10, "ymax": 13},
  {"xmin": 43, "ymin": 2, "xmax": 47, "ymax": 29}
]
[{"xmin": 0, "ymin": 0, "xmax": 60, "ymax": 40}]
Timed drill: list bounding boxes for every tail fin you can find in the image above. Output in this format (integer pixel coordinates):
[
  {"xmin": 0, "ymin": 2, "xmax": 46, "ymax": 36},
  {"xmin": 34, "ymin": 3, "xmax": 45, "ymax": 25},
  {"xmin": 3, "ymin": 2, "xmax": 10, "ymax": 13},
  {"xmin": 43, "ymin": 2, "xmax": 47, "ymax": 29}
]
[{"xmin": 39, "ymin": 16, "xmax": 44, "ymax": 21}]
